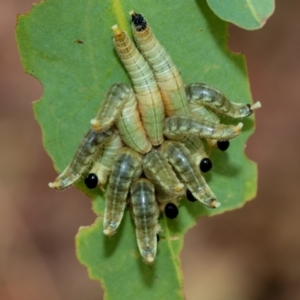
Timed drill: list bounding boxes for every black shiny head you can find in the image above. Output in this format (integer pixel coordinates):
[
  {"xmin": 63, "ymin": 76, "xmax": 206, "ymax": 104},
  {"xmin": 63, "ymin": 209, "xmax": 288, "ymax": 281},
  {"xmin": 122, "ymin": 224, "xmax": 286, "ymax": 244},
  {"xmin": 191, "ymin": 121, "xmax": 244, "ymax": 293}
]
[
  {"xmin": 131, "ymin": 11, "xmax": 147, "ymax": 31},
  {"xmin": 199, "ymin": 158, "xmax": 212, "ymax": 172},
  {"xmin": 186, "ymin": 189, "xmax": 197, "ymax": 202},
  {"xmin": 217, "ymin": 140, "xmax": 230, "ymax": 151},
  {"xmin": 84, "ymin": 173, "xmax": 98, "ymax": 189},
  {"xmin": 156, "ymin": 234, "xmax": 160, "ymax": 242},
  {"xmin": 164, "ymin": 203, "xmax": 179, "ymax": 219}
]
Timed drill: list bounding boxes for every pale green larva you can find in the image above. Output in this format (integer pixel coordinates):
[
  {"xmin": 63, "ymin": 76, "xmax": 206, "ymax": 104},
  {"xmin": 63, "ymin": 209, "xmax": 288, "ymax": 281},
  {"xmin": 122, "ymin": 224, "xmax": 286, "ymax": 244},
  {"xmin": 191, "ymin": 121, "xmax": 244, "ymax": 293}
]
[
  {"xmin": 48, "ymin": 128, "xmax": 113, "ymax": 190},
  {"xmin": 88, "ymin": 129, "xmax": 123, "ymax": 187},
  {"xmin": 90, "ymin": 83, "xmax": 152, "ymax": 154},
  {"xmin": 160, "ymin": 140, "xmax": 220, "ymax": 209},
  {"xmin": 103, "ymin": 147, "xmax": 142, "ymax": 236},
  {"xmin": 143, "ymin": 150, "xmax": 185, "ymax": 197},
  {"xmin": 112, "ymin": 25, "xmax": 165, "ymax": 146},
  {"xmin": 185, "ymin": 83, "xmax": 261, "ymax": 119},
  {"xmin": 164, "ymin": 115, "xmax": 243, "ymax": 141},
  {"xmin": 130, "ymin": 178, "xmax": 160, "ymax": 264},
  {"xmin": 131, "ymin": 11, "xmax": 190, "ymax": 117}
]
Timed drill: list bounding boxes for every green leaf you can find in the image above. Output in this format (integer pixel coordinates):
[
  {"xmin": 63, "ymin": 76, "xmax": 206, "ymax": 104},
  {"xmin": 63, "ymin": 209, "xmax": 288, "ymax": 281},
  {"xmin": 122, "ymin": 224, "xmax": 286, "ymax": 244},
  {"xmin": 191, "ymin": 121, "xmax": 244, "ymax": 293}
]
[
  {"xmin": 207, "ymin": 0, "xmax": 275, "ymax": 29},
  {"xmin": 16, "ymin": 0, "xmax": 258, "ymax": 299}
]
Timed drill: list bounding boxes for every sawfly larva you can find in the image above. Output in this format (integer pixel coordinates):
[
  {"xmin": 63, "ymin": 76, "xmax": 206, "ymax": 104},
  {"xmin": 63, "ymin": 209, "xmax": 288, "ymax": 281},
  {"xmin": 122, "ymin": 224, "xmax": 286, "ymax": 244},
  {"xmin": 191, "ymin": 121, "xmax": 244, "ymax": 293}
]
[
  {"xmin": 91, "ymin": 83, "xmax": 152, "ymax": 154},
  {"xmin": 86, "ymin": 129, "xmax": 123, "ymax": 188},
  {"xmin": 112, "ymin": 25, "xmax": 164, "ymax": 146},
  {"xmin": 180, "ymin": 135, "xmax": 212, "ymax": 173},
  {"xmin": 49, "ymin": 128, "xmax": 113, "ymax": 190},
  {"xmin": 131, "ymin": 11, "xmax": 190, "ymax": 117},
  {"xmin": 185, "ymin": 83, "xmax": 261, "ymax": 119},
  {"xmin": 143, "ymin": 150, "xmax": 185, "ymax": 198},
  {"xmin": 130, "ymin": 178, "xmax": 160, "ymax": 264},
  {"xmin": 103, "ymin": 147, "xmax": 142, "ymax": 236},
  {"xmin": 164, "ymin": 115, "xmax": 243, "ymax": 141},
  {"xmin": 161, "ymin": 140, "xmax": 220, "ymax": 209}
]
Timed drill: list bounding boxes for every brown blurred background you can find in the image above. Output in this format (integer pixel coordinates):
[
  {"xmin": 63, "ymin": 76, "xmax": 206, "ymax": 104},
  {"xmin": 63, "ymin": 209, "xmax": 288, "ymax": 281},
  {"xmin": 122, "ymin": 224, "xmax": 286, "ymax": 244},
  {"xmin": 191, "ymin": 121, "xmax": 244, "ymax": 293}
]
[{"xmin": 1, "ymin": 1, "xmax": 299, "ymax": 299}]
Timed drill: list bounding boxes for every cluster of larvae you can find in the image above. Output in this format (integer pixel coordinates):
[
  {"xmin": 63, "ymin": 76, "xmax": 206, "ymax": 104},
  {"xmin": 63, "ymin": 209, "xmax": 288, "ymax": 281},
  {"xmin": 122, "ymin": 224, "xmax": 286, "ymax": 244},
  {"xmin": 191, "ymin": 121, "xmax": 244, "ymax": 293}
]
[{"xmin": 49, "ymin": 12, "xmax": 261, "ymax": 264}]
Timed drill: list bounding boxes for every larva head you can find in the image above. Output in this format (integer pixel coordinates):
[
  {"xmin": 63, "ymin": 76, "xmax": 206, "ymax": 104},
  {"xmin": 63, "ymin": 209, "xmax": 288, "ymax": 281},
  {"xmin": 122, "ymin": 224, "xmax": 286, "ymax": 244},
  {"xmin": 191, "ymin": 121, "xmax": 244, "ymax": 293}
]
[
  {"xmin": 84, "ymin": 173, "xmax": 98, "ymax": 189},
  {"xmin": 186, "ymin": 189, "xmax": 197, "ymax": 202},
  {"xmin": 130, "ymin": 11, "xmax": 147, "ymax": 31},
  {"xmin": 164, "ymin": 203, "xmax": 179, "ymax": 219},
  {"xmin": 199, "ymin": 158, "xmax": 213, "ymax": 172},
  {"xmin": 217, "ymin": 140, "xmax": 230, "ymax": 151}
]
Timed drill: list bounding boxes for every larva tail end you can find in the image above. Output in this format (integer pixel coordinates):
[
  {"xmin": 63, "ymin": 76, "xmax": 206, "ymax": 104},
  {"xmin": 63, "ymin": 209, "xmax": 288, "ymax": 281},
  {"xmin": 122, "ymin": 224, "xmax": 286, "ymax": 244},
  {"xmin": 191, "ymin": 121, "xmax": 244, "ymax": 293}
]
[
  {"xmin": 48, "ymin": 182, "xmax": 55, "ymax": 189},
  {"xmin": 112, "ymin": 24, "xmax": 121, "ymax": 35},
  {"xmin": 143, "ymin": 254, "xmax": 155, "ymax": 265},
  {"xmin": 207, "ymin": 139, "xmax": 217, "ymax": 149},
  {"xmin": 251, "ymin": 101, "xmax": 262, "ymax": 111},
  {"xmin": 210, "ymin": 199, "xmax": 221, "ymax": 208},
  {"xmin": 90, "ymin": 119, "xmax": 101, "ymax": 132},
  {"xmin": 103, "ymin": 227, "xmax": 116, "ymax": 237},
  {"xmin": 48, "ymin": 181, "xmax": 61, "ymax": 190},
  {"xmin": 129, "ymin": 10, "xmax": 135, "ymax": 16},
  {"xmin": 174, "ymin": 183, "xmax": 185, "ymax": 193},
  {"xmin": 233, "ymin": 122, "xmax": 243, "ymax": 134},
  {"xmin": 141, "ymin": 248, "xmax": 156, "ymax": 265}
]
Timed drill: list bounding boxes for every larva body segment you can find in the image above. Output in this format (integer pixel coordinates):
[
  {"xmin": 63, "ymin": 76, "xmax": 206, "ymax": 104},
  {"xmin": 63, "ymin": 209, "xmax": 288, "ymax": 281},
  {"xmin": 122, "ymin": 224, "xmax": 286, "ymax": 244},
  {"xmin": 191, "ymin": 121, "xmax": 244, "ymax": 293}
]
[
  {"xmin": 112, "ymin": 25, "xmax": 164, "ymax": 146},
  {"xmin": 189, "ymin": 101, "xmax": 220, "ymax": 124},
  {"xmin": 49, "ymin": 129, "xmax": 113, "ymax": 190},
  {"xmin": 115, "ymin": 86, "xmax": 152, "ymax": 154},
  {"xmin": 185, "ymin": 83, "xmax": 261, "ymax": 119},
  {"xmin": 164, "ymin": 115, "xmax": 243, "ymax": 141},
  {"xmin": 103, "ymin": 147, "xmax": 142, "ymax": 236},
  {"xmin": 130, "ymin": 178, "xmax": 160, "ymax": 264},
  {"xmin": 89, "ymin": 130, "xmax": 123, "ymax": 186},
  {"xmin": 180, "ymin": 135, "xmax": 209, "ymax": 167},
  {"xmin": 143, "ymin": 150, "xmax": 185, "ymax": 195},
  {"xmin": 90, "ymin": 83, "xmax": 130, "ymax": 132},
  {"xmin": 131, "ymin": 11, "xmax": 190, "ymax": 117},
  {"xmin": 161, "ymin": 141, "xmax": 220, "ymax": 208}
]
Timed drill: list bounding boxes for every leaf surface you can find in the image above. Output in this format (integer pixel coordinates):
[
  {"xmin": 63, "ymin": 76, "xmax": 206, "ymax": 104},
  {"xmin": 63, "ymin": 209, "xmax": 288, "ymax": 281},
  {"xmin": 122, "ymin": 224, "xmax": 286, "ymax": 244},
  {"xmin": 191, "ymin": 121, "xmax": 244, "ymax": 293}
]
[
  {"xmin": 207, "ymin": 0, "xmax": 275, "ymax": 29},
  {"xmin": 16, "ymin": 0, "xmax": 258, "ymax": 299}
]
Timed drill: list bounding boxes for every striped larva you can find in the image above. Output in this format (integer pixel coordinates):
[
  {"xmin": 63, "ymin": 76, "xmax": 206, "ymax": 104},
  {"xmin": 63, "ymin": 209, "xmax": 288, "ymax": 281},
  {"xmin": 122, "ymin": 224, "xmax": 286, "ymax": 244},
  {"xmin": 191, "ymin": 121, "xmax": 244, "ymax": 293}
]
[
  {"xmin": 130, "ymin": 178, "xmax": 160, "ymax": 264},
  {"xmin": 87, "ymin": 129, "xmax": 123, "ymax": 187},
  {"xmin": 180, "ymin": 135, "xmax": 212, "ymax": 173},
  {"xmin": 91, "ymin": 83, "xmax": 152, "ymax": 154},
  {"xmin": 185, "ymin": 83, "xmax": 261, "ymax": 119},
  {"xmin": 103, "ymin": 147, "xmax": 142, "ymax": 236},
  {"xmin": 131, "ymin": 11, "xmax": 190, "ymax": 117},
  {"xmin": 90, "ymin": 83, "xmax": 129, "ymax": 132},
  {"xmin": 161, "ymin": 140, "xmax": 220, "ymax": 209},
  {"xmin": 112, "ymin": 25, "xmax": 165, "ymax": 146},
  {"xmin": 115, "ymin": 85, "xmax": 152, "ymax": 154},
  {"xmin": 164, "ymin": 115, "xmax": 243, "ymax": 141},
  {"xmin": 49, "ymin": 128, "xmax": 113, "ymax": 190},
  {"xmin": 143, "ymin": 150, "xmax": 185, "ymax": 198}
]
